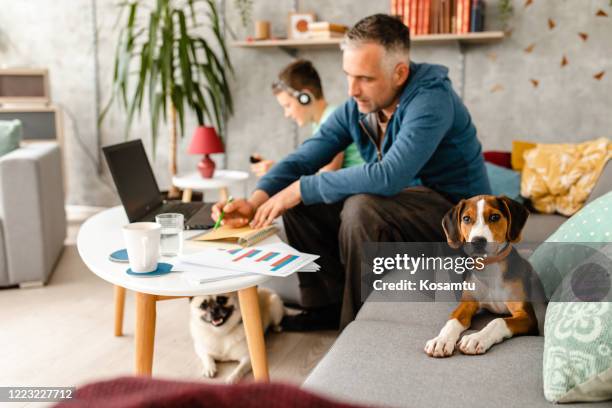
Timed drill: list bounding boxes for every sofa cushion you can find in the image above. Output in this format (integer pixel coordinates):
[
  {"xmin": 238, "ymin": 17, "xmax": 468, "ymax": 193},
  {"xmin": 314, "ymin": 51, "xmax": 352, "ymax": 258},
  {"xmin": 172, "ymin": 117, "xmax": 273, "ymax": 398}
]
[
  {"xmin": 356, "ymin": 299, "xmax": 506, "ymax": 332},
  {"xmin": 356, "ymin": 265, "xmax": 546, "ymax": 333},
  {"xmin": 0, "ymin": 120, "xmax": 22, "ymax": 157},
  {"xmin": 586, "ymin": 161, "xmax": 612, "ymax": 205},
  {"xmin": 522, "ymin": 213, "xmax": 567, "ymax": 243},
  {"xmin": 485, "ymin": 162, "xmax": 523, "ymax": 203},
  {"xmin": 541, "ymin": 244, "xmax": 612, "ymax": 403},
  {"xmin": 529, "ymin": 191, "xmax": 612, "ymax": 298},
  {"xmin": 304, "ymin": 320, "xmax": 610, "ymax": 408},
  {"xmin": 511, "ymin": 140, "xmax": 536, "ymax": 170},
  {"xmin": 483, "ymin": 151, "xmax": 511, "ymax": 168},
  {"xmin": 543, "ymin": 301, "xmax": 612, "ymax": 403}
]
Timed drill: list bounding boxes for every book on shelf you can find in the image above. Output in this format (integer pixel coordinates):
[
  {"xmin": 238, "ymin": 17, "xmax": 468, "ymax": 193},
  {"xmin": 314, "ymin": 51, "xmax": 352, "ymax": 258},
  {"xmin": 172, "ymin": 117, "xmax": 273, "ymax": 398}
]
[
  {"xmin": 390, "ymin": 0, "xmax": 486, "ymax": 36},
  {"xmin": 424, "ymin": 0, "xmax": 431, "ymax": 34},
  {"xmin": 307, "ymin": 21, "xmax": 347, "ymax": 40},
  {"xmin": 410, "ymin": 0, "xmax": 418, "ymax": 35},
  {"xmin": 470, "ymin": 0, "xmax": 485, "ymax": 32},
  {"xmin": 402, "ymin": 0, "xmax": 410, "ymax": 28},
  {"xmin": 308, "ymin": 31, "xmax": 346, "ymax": 39},
  {"xmin": 418, "ymin": 0, "xmax": 425, "ymax": 34},
  {"xmin": 308, "ymin": 22, "xmax": 348, "ymax": 33}
]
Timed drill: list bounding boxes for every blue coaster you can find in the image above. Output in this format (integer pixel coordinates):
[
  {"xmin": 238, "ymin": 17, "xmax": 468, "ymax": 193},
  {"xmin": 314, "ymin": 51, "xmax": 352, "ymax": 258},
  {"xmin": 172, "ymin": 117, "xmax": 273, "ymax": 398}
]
[
  {"xmin": 109, "ymin": 249, "xmax": 129, "ymax": 263},
  {"xmin": 126, "ymin": 262, "xmax": 173, "ymax": 276}
]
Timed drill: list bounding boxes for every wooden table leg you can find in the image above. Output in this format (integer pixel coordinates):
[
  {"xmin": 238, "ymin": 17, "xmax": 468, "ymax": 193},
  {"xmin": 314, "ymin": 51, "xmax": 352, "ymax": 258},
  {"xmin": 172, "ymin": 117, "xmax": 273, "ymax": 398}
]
[
  {"xmin": 134, "ymin": 292, "xmax": 157, "ymax": 376},
  {"xmin": 182, "ymin": 188, "xmax": 193, "ymax": 203},
  {"xmin": 114, "ymin": 285, "xmax": 126, "ymax": 337},
  {"xmin": 237, "ymin": 286, "xmax": 269, "ymax": 381}
]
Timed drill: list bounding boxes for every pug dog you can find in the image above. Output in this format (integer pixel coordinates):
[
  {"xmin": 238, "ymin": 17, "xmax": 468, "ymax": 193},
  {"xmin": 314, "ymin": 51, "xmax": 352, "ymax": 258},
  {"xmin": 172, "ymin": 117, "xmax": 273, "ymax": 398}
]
[{"xmin": 189, "ymin": 288, "xmax": 284, "ymax": 383}]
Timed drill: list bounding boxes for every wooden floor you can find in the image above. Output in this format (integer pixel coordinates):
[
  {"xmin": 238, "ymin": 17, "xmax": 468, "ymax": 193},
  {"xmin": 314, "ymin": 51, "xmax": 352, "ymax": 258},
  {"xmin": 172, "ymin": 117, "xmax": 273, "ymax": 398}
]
[{"xmin": 0, "ymin": 214, "xmax": 338, "ymax": 407}]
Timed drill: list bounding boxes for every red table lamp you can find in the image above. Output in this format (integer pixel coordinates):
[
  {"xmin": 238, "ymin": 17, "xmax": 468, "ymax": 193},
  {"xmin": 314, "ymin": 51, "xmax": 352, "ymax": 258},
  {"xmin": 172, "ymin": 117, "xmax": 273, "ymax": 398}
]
[{"xmin": 188, "ymin": 126, "xmax": 224, "ymax": 178}]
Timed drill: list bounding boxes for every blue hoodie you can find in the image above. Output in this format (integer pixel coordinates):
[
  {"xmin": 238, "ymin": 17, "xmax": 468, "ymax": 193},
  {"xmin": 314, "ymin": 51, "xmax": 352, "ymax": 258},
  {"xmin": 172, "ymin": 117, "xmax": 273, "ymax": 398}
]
[{"xmin": 256, "ymin": 62, "xmax": 491, "ymax": 204}]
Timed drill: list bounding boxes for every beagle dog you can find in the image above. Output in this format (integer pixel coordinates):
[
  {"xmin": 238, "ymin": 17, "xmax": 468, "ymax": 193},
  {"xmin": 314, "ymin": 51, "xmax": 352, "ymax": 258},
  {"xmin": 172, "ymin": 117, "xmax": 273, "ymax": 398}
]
[{"xmin": 425, "ymin": 195, "xmax": 546, "ymax": 357}]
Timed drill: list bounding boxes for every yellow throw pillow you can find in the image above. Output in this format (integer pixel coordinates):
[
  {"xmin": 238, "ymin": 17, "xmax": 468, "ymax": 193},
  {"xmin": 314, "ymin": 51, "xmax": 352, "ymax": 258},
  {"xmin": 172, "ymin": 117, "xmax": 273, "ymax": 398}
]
[{"xmin": 512, "ymin": 140, "xmax": 537, "ymax": 171}]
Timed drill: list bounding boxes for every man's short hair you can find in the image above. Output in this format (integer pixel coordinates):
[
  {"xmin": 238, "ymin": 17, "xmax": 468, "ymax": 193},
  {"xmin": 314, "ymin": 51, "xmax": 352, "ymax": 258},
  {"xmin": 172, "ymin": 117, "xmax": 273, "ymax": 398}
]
[
  {"xmin": 272, "ymin": 59, "xmax": 323, "ymax": 99},
  {"xmin": 342, "ymin": 14, "xmax": 411, "ymax": 66}
]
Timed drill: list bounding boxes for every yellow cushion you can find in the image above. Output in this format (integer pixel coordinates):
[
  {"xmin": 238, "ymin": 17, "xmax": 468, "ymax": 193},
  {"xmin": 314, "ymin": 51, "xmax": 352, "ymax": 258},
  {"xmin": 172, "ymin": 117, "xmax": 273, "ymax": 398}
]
[{"xmin": 511, "ymin": 140, "xmax": 537, "ymax": 170}]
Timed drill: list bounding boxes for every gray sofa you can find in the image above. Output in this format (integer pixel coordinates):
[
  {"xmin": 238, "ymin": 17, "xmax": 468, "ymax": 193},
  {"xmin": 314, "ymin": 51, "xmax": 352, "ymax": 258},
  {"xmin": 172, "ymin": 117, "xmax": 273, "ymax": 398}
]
[
  {"xmin": 301, "ymin": 161, "xmax": 612, "ymax": 407},
  {"xmin": 0, "ymin": 142, "xmax": 66, "ymax": 287}
]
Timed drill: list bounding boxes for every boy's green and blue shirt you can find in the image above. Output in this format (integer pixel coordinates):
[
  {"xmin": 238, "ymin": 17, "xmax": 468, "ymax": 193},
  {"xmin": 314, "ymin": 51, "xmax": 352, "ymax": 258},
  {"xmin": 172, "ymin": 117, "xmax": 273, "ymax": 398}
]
[{"xmin": 312, "ymin": 104, "xmax": 365, "ymax": 169}]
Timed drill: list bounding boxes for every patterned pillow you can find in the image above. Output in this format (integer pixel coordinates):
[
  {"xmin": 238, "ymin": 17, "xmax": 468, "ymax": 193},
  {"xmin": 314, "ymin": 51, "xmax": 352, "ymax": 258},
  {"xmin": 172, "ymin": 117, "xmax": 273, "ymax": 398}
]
[
  {"xmin": 531, "ymin": 191, "xmax": 612, "ymax": 403},
  {"xmin": 0, "ymin": 120, "xmax": 22, "ymax": 156},
  {"xmin": 529, "ymin": 191, "xmax": 612, "ymax": 298},
  {"xmin": 543, "ymin": 244, "xmax": 612, "ymax": 402}
]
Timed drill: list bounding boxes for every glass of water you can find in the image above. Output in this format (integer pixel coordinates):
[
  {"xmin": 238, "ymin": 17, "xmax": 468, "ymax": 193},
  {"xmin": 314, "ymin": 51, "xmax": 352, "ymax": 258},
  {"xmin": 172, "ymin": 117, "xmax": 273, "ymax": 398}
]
[{"xmin": 155, "ymin": 213, "xmax": 184, "ymax": 257}]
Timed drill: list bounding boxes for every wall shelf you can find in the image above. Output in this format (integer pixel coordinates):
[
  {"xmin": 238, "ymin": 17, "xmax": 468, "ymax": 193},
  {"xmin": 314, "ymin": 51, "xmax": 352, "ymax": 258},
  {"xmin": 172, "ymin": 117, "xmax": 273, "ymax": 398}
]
[
  {"xmin": 231, "ymin": 31, "xmax": 505, "ymax": 49},
  {"xmin": 232, "ymin": 30, "xmax": 504, "ymax": 101}
]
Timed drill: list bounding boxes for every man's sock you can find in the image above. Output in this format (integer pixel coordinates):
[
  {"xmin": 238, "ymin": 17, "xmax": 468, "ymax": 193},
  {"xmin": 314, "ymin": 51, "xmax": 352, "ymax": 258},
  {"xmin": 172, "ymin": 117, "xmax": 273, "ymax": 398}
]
[{"xmin": 280, "ymin": 303, "xmax": 341, "ymax": 332}]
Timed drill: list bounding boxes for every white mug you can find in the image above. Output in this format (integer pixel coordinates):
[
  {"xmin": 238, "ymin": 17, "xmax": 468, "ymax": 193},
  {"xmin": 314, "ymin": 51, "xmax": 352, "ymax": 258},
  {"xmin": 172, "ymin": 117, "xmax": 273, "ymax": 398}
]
[{"xmin": 122, "ymin": 222, "xmax": 161, "ymax": 273}]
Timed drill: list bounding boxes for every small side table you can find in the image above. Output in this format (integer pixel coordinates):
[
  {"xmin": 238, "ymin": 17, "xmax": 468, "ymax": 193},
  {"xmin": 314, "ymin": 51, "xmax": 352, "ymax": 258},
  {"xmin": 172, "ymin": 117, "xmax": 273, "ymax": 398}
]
[{"xmin": 172, "ymin": 170, "xmax": 249, "ymax": 203}]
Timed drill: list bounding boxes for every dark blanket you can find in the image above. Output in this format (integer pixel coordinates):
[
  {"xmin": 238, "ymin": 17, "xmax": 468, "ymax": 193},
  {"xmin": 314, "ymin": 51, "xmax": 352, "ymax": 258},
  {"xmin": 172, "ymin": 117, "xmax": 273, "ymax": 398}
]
[{"xmin": 52, "ymin": 376, "xmax": 373, "ymax": 408}]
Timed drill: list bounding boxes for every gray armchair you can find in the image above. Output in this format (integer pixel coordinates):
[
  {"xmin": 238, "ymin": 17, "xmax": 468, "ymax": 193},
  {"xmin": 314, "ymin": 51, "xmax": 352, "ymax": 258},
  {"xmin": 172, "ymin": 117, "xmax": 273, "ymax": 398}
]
[{"xmin": 0, "ymin": 142, "xmax": 66, "ymax": 287}]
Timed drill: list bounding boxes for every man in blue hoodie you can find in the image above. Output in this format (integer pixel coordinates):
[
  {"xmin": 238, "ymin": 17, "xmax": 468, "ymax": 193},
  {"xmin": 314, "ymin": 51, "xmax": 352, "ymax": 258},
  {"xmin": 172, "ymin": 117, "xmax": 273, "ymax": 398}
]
[{"xmin": 212, "ymin": 14, "xmax": 491, "ymax": 331}]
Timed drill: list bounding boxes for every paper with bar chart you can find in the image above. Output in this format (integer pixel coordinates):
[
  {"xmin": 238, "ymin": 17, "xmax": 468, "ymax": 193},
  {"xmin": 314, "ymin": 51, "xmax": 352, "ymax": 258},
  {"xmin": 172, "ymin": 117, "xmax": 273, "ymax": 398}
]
[{"xmin": 177, "ymin": 242, "xmax": 320, "ymax": 278}]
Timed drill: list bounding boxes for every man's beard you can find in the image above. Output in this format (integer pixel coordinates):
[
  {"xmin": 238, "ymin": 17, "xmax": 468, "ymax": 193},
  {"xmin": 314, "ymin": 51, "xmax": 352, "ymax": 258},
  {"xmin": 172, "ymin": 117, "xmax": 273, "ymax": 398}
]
[{"xmin": 354, "ymin": 88, "xmax": 401, "ymax": 114}]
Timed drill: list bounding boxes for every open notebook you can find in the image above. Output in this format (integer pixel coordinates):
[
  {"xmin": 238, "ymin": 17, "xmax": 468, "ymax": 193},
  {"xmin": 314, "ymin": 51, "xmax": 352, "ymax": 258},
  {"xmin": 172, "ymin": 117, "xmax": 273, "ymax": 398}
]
[{"xmin": 190, "ymin": 225, "xmax": 278, "ymax": 247}]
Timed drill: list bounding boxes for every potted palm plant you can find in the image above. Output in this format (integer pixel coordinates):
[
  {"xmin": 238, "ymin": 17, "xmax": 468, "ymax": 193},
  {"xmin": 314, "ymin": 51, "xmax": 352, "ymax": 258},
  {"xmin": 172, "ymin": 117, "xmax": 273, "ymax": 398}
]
[{"xmin": 101, "ymin": 0, "xmax": 233, "ymax": 196}]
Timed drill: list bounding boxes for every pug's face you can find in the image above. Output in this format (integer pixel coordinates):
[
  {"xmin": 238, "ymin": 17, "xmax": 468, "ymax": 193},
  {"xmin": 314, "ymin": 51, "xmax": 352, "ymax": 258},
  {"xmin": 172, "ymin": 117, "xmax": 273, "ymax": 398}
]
[{"xmin": 192, "ymin": 294, "xmax": 236, "ymax": 327}]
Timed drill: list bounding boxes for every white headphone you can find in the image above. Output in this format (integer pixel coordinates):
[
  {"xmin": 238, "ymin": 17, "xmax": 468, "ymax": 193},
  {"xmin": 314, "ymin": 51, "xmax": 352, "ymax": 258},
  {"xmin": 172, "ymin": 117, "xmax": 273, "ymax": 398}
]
[{"xmin": 273, "ymin": 79, "xmax": 313, "ymax": 105}]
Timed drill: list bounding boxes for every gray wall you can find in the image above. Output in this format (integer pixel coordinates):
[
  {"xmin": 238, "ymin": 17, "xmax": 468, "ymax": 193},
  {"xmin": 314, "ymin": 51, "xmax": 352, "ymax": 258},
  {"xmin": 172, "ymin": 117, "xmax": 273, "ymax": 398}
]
[{"xmin": 0, "ymin": 0, "xmax": 610, "ymax": 206}]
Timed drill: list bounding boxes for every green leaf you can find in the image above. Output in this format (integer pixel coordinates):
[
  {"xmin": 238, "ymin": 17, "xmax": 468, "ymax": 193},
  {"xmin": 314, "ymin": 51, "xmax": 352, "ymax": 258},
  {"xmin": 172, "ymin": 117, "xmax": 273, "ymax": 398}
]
[
  {"xmin": 171, "ymin": 85, "xmax": 185, "ymax": 137},
  {"xmin": 150, "ymin": 91, "xmax": 163, "ymax": 158},
  {"xmin": 175, "ymin": 10, "xmax": 195, "ymax": 105},
  {"xmin": 192, "ymin": 82, "xmax": 211, "ymax": 125}
]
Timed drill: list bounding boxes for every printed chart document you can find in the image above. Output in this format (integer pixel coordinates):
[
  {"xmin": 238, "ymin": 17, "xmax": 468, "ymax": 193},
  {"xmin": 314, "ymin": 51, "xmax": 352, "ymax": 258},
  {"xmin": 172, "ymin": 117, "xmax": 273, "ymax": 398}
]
[
  {"xmin": 176, "ymin": 264, "xmax": 252, "ymax": 285},
  {"xmin": 178, "ymin": 241, "xmax": 320, "ymax": 278}
]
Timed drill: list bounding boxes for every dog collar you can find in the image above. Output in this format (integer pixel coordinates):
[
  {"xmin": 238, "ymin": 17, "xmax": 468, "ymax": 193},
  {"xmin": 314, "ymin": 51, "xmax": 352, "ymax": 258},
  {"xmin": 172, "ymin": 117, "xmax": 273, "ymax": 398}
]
[{"xmin": 480, "ymin": 244, "xmax": 512, "ymax": 265}]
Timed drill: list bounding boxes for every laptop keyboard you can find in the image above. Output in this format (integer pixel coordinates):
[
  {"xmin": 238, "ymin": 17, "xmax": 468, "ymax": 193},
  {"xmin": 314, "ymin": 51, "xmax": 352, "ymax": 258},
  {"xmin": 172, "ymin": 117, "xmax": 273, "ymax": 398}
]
[
  {"xmin": 143, "ymin": 202, "xmax": 200, "ymax": 221},
  {"xmin": 162, "ymin": 202, "xmax": 200, "ymax": 218}
]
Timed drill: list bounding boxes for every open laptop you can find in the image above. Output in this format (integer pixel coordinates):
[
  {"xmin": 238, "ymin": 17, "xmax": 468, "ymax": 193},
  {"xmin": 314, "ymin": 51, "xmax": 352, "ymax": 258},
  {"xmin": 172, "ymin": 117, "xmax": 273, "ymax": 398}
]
[{"xmin": 103, "ymin": 139, "xmax": 215, "ymax": 230}]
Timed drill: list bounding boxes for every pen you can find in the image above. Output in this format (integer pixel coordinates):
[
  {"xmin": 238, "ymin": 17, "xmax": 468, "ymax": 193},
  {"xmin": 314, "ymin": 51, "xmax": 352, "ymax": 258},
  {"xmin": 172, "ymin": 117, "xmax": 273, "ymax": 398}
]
[{"xmin": 213, "ymin": 196, "xmax": 234, "ymax": 230}]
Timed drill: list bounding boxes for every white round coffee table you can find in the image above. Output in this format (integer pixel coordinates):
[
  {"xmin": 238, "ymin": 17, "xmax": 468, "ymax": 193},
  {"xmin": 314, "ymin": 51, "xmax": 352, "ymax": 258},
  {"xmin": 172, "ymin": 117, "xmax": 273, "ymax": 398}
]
[
  {"xmin": 172, "ymin": 170, "xmax": 249, "ymax": 202},
  {"xmin": 77, "ymin": 206, "xmax": 271, "ymax": 379}
]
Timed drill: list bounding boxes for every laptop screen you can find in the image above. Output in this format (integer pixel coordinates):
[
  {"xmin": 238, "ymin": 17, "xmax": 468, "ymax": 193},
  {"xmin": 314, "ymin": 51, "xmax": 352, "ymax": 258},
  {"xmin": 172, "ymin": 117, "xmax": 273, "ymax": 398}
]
[{"xmin": 103, "ymin": 140, "xmax": 162, "ymax": 222}]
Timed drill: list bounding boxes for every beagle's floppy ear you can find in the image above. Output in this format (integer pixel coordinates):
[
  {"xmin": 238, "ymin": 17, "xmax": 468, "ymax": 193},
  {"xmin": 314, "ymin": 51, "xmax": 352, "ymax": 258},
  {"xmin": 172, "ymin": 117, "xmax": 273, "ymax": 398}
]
[
  {"xmin": 497, "ymin": 196, "xmax": 530, "ymax": 243},
  {"xmin": 442, "ymin": 200, "xmax": 466, "ymax": 249}
]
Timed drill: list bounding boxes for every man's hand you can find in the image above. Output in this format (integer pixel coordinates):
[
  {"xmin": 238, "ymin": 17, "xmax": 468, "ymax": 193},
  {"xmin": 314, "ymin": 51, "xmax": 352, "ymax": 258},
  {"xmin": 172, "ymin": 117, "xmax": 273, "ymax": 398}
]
[
  {"xmin": 251, "ymin": 181, "xmax": 302, "ymax": 228},
  {"xmin": 250, "ymin": 154, "xmax": 275, "ymax": 177},
  {"xmin": 211, "ymin": 198, "xmax": 255, "ymax": 228}
]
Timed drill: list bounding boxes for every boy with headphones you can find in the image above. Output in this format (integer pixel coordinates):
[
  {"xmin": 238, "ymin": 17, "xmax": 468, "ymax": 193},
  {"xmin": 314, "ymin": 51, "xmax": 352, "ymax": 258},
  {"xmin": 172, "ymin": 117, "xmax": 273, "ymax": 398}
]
[{"xmin": 250, "ymin": 60, "xmax": 364, "ymax": 177}]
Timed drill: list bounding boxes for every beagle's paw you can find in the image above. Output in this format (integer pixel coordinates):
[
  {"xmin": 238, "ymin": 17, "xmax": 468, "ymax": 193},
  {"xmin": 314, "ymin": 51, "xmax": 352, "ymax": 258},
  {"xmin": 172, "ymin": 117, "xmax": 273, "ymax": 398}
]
[
  {"xmin": 458, "ymin": 332, "xmax": 493, "ymax": 355},
  {"xmin": 424, "ymin": 335, "xmax": 457, "ymax": 357}
]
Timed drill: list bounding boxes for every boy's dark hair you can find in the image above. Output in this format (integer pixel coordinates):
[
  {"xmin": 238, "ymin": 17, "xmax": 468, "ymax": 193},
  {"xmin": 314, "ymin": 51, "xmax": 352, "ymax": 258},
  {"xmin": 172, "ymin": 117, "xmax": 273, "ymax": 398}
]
[
  {"xmin": 272, "ymin": 59, "xmax": 323, "ymax": 99},
  {"xmin": 344, "ymin": 14, "xmax": 411, "ymax": 54}
]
